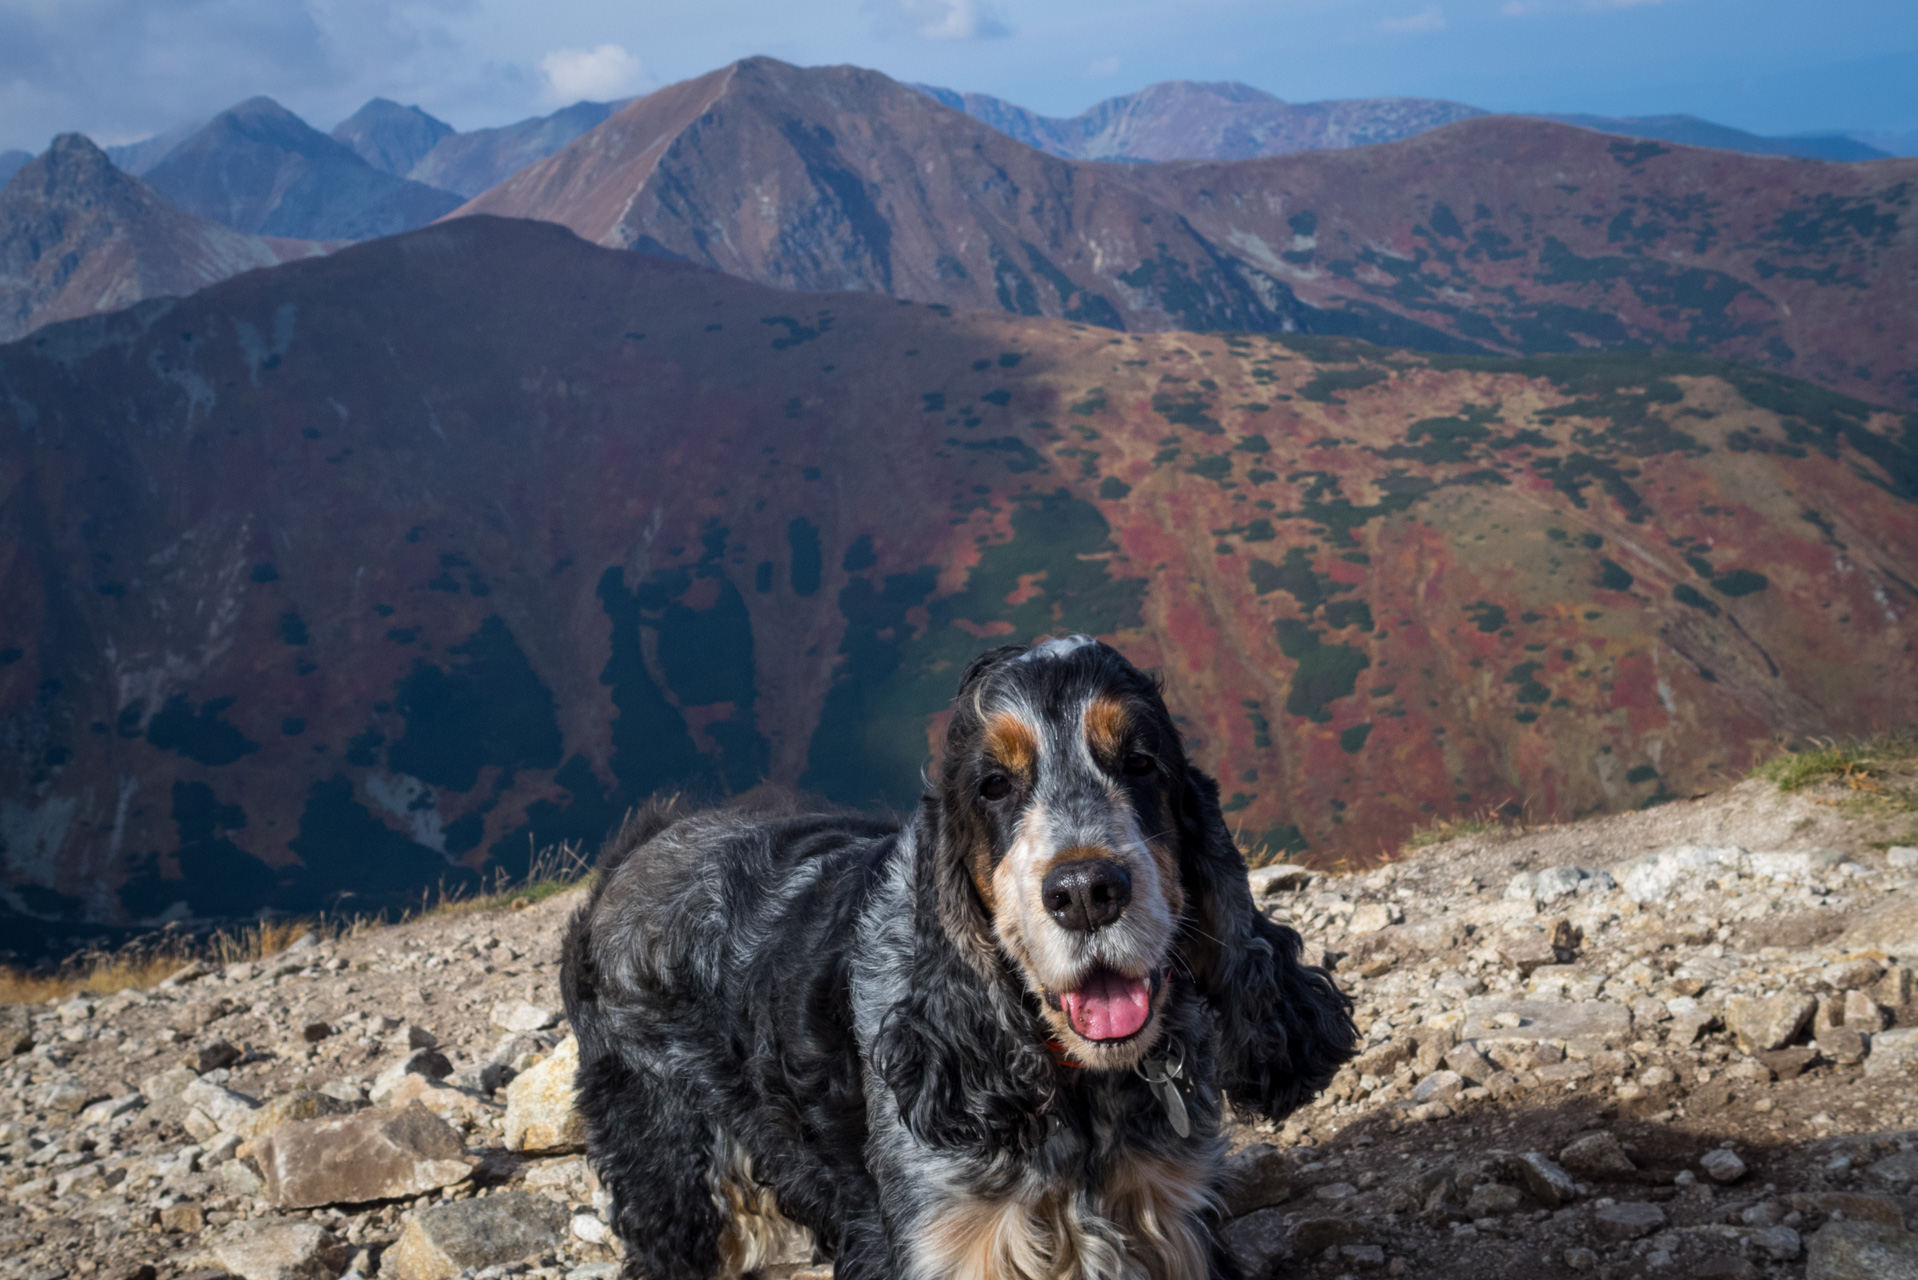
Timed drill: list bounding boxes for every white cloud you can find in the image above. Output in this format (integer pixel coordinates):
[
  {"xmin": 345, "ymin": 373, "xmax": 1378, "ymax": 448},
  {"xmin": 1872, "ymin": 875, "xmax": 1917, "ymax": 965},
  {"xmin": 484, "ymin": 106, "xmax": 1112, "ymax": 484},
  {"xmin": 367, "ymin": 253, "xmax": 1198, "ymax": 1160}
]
[
  {"xmin": 1087, "ymin": 56, "xmax": 1121, "ymax": 77},
  {"xmin": 1379, "ymin": 5, "xmax": 1445, "ymax": 33},
  {"xmin": 538, "ymin": 43, "xmax": 648, "ymax": 104},
  {"xmin": 864, "ymin": 0, "xmax": 1010, "ymax": 41}
]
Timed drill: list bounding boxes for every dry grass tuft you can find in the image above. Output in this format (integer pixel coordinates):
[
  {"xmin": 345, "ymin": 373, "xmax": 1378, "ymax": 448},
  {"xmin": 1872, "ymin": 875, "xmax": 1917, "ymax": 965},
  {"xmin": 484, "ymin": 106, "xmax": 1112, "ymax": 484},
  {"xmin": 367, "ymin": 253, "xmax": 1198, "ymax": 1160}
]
[
  {"xmin": 0, "ymin": 915, "xmax": 357, "ymax": 1006},
  {"xmin": 1753, "ymin": 731, "xmax": 1918, "ymax": 815},
  {"xmin": 418, "ymin": 840, "xmax": 594, "ymax": 920},
  {"xmin": 1404, "ymin": 810, "xmax": 1506, "ymax": 851}
]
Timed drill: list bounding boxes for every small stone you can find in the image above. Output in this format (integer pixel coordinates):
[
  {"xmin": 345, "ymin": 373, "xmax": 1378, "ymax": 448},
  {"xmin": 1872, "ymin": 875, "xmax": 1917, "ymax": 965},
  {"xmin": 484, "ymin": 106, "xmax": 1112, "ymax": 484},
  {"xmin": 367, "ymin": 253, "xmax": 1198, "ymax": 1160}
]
[
  {"xmin": 570, "ymin": 1213, "xmax": 608, "ymax": 1244},
  {"xmin": 1443, "ymin": 1044, "xmax": 1497, "ymax": 1084},
  {"xmin": 1465, "ymin": 1182, "xmax": 1521, "ymax": 1216},
  {"xmin": 1805, "ymin": 1220, "xmax": 1918, "ymax": 1280},
  {"xmin": 252, "ymin": 1101, "xmax": 476, "ymax": 1209},
  {"xmin": 78, "ymin": 1093, "xmax": 142, "ymax": 1126},
  {"xmin": 1757, "ymin": 1046, "xmax": 1819, "ymax": 1080},
  {"xmin": 406, "ymin": 1024, "xmax": 439, "ymax": 1049},
  {"xmin": 1845, "ymin": 989, "xmax": 1889, "ymax": 1031},
  {"xmin": 159, "ymin": 1202, "xmax": 206, "ymax": 1233},
  {"xmin": 211, "ymin": 1219, "xmax": 349, "ymax": 1280},
  {"xmin": 1700, "ymin": 1148, "xmax": 1748, "ymax": 1184},
  {"xmin": 386, "ymin": 1191, "xmax": 569, "ymax": 1280},
  {"xmin": 180, "ymin": 1079, "xmax": 261, "ymax": 1143},
  {"xmin": 1726, "ymin": 993, "xmax": 1817, "ymax": 1054},
  {"xmin": 1888, "ymin": 846, "xmax": 1918, "ymax": 867},
  {"xmin": 235, "ymin": 1089, "xmax": 356, "ymax": 1146},
  {"xmin": 505, "ymin": 1033, "xmax": 585, "ymax": 1154},
  {"xmin": 1592, "ymin": 1201, "xmax": 1667, "ymax": 1241},
  {"xmin": 1516, "ymin": 1152, "xmax": 1577, "ymax": 1206},
  {"xmin": 1563, "ymin": 1247, "xmax": 1598, "ymax": 1271},
  {"xmin": 192, "ymin": 1039, "xmax": 244, "ymax": 1073},
  {"xmin": 1348, "ymin": 903, "xmax": 1398, "ymax": 934},
  {"xmin": 1864, "ymin": 1027, "xmax": 1918, "ymax": 1078},
  {"xmin": 40, "ymin": 1079, "xmax": 90, "ymax": 1115},
  {"xmin": 1221, "ymin": 1143, "xmax": 1292, "ymax": 1215},
  {"xmin": 1869, "ymin": 1152, "xmax": 1918, "ymax": 1184},
  {"xmin": 141, "ymin": 1062, "xmax": 200, "ymax": 1103},
  {"xmin": 300, "ymin": 1022, "xmax": 332, "ymax": 1043},
  {"xmin": 370, "ymin": 1049, "xmax": 456, "ymax": 1103},
  {"xmin": 1498, "ymin": 929, "xmax": 1561, "ymax": 975},
  {"xmin": 490, "ymin": 1001, "xmax": 559, "ymax": 1034},
  {"xmin": 1826, "ymin": 959, "xmax": 1886, "ymax": 991},
  {"xmin": 1340, "ymin": 1243, "xmax": 1386, "ymax": 1268},
  {"xmin": 1532, "ymin": 866, "xmax": 1585, "ymax": 901},
  {"xmin": 1, "ymin": 1004, "xmax": 32, "ymax": 1055},
  {"xmin": 1559, "ymin": 1132, "xmax": 1636, "ymax": 1177},
  {"xmin": 1220, "ymin": 1207, "xmax": 1291, "ymax": 1279},
  {"xmin": 1753, "ymin": 1226, "xmax": 1803, "ymax": 1262},
  {"xmin": 1411, "ymin": 1070, "xmax": 1463, "ymax": 1106}
]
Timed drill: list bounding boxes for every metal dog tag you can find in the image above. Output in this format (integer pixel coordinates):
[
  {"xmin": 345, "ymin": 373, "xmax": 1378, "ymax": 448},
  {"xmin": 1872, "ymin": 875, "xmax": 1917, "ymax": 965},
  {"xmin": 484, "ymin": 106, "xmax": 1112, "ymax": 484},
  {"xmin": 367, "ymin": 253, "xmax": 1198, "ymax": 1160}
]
[{"xmin": 1140, "ymin": 1048, "xmax": 1192, "ymax": 1138}]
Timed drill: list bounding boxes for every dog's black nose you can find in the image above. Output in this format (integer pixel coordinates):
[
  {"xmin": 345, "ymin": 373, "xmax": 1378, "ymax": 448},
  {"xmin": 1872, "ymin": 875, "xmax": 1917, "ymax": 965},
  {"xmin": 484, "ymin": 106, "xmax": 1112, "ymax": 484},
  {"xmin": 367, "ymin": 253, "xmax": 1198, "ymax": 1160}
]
[{"xmin": 1042, "ymin": 858, "xmax": 1132, "ymax": 932}]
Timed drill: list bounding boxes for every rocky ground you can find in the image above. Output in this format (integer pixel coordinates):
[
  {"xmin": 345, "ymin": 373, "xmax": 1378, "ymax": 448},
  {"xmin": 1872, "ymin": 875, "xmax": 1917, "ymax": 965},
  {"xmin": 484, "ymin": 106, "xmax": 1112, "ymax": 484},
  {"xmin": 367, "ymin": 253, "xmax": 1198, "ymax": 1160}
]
[{"xmin": 2, "ymin": 776, "xmax": 1916, "ymax": 1280}]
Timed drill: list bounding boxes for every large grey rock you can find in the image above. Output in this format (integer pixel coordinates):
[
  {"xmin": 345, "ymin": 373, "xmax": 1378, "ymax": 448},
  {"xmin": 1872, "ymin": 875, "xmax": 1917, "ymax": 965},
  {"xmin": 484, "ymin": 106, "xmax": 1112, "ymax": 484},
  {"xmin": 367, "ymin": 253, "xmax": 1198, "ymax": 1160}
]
[
  {"xmin": 1805, "ymin": 1221, "xmax": 1918, "ymax": 1280},
  {"xmin": 1220, "ymin": 1207, "xmax": 1290, "ymax": 1279},
  {"xmin": 211, "ymin": 1219, "xmax": 348, "ymax": 1280},
  {"xmin": 1700, "ymin": 1148, "xmax": 1749, "ymax": 1184},
  {"xmin": 1726, "ymin": 993, "xmax": 1817, "ymax": 1054},
  {"xmin": 1466, "ymin": 1182, "xmax": 1522, "ymax": 1216},
  {"xmin": 140, "ymin": 1063, "xmax": 199, "ymax": 1104},
  {"xmin": 505, "ymin": 1033, "xmax": 585, "ymax": 1153},
  {"xmin": 387, "ymin": 1190, "xmax": 570, "ymax": 1280},
  {"xmin": 1559, "ymin": 1132, "xmax": 1635, "ymax": 1177},
  {"xmin": 253, "ymin": 1101, "xmax": 475, "ymax": 1208},
  {"xmin": 236, "ymin": 1088, "xmax": 356, "ymax": 1147},
  {"xmin": 1247, "ymin": 864, "xmax": 1310, "ymax": 896},
  {"xmin": 1593, "ymin": 1201, "xmax": 1666, "ymax": 1241},
  {"xmin": 1865, "ymin": 1027, "xmax": 1918, "ymax": 1078},
  {"xmin": 1460, "ymin": 1000, "xmax": 1632, "ymax": 1052},
  {"xmin": 490, "ymin": 1000, "xmax": 558, "ymax": 1033}
]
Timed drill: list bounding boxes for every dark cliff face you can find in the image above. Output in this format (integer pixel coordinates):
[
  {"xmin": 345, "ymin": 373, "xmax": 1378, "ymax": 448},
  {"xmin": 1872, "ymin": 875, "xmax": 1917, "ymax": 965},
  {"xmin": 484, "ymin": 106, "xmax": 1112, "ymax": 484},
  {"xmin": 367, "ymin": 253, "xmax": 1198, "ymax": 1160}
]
[
  {"xmin": 2, "ymin": 217, "xmax": 1914, "ymax": 955},
  {"xmin": 456, "ymin": 59, "xmax": 1918, "ymax": 412},
  {"xmin": 142, "ymin": 97, "xmax": 462, "ymax": 241}
]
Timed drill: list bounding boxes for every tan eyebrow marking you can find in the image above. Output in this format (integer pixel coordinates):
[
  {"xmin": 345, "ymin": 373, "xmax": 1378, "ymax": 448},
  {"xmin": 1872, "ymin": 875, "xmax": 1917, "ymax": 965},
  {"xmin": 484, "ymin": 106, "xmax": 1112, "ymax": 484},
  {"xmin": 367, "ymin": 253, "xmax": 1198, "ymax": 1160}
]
[
  {"xmin": 1084, "ymin": 693, "xmax": 1129, "ymax": 761},
  {"xmin": 984, "ymin": 711, "xmax": 1039, "ymax": 776}
]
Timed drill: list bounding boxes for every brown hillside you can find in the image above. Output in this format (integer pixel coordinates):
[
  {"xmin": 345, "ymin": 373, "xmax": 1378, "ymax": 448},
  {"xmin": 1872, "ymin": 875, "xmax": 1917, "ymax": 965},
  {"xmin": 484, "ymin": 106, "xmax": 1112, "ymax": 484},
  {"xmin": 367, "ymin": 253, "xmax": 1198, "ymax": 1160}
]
[
  {"xmin": 454, "ymin": 59, "xmax": 1918, "ymax": 410},
  {"xmin": 0, "ymin": 217, "xmax": 1913, "ymax": 953}
]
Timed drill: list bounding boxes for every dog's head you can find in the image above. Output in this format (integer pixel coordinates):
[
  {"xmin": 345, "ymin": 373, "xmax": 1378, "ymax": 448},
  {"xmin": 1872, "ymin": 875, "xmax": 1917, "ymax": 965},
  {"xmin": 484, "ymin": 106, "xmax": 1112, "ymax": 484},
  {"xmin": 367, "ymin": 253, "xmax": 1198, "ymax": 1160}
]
[
  {"xmin": 927, "ymin": 637, "xmax": 1352, "ymax": 1100},
  {"xmin": 931, "ymin": 636, "xmax": 1188, "ymax": 1070}
]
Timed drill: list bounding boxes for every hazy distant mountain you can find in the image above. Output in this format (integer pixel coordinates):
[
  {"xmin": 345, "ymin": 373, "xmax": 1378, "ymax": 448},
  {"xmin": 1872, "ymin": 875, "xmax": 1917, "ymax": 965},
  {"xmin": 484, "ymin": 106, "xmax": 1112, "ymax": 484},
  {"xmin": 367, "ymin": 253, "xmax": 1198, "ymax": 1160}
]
[
  {"xmin": 1844, "ymin": 129, "xmax": 1918, "ymax": 158},
  {"xmin": 4, "ymin": 216, "xmax": 1914, "ymax": 944},
  {"xmin": 105, "ymin": 118, "xmax": 205, "ymax": 175},
  {"xmin": 0, "ymin": 151, "xmax": 30, "ymax": 186},
  {"xmin": 142, "ymin": 97, "xmax": 463, "ymax": 240},
  {"xmin": 0, "ymin": 134, "xmax": 325, "ymax": 343},
  {"xmin": 457, "ymin": 57, "xmax": 1918, "ymax": 410},
  {"xmin": 913, "ymin": 80, "xmax": 1485, "ymax": 160},
  {"xmin": 404, "ymin": 99, "xmax": 630, "ymax": 197},
  {"xmin": 330, "ymin": 98, "xmax": 455, "ymax": 178},
  {"xmin": 1539, "ymin": 114, "xmax": 1888, "ymax": 162}
]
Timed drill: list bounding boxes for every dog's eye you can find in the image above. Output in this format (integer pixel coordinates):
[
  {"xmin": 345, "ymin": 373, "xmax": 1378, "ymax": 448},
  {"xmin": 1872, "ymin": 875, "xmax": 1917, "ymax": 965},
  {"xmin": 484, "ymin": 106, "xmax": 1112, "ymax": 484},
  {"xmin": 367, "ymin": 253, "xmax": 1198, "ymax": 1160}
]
[
  {"xmin": 1122, "ymin": 751, "xmax": 1156, "ymax": 777},
  {"xmin": 979, "ymin": 774, "xmax": 1013, "ymax": 801}
]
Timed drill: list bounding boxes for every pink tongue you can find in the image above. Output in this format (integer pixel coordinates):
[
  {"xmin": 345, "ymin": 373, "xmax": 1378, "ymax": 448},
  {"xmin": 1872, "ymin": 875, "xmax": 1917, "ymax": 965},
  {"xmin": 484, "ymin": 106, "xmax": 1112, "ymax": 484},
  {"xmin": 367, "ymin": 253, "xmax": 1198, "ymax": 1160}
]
[{"xmin": 1062, "ymin": 969, "xmax": 1151, "ymax": 1041}]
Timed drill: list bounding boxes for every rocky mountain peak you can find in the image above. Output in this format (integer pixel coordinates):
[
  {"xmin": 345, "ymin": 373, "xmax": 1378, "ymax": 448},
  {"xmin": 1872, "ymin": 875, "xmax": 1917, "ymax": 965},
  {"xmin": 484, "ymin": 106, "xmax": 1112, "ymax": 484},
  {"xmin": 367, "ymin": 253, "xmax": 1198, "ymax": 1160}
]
[{"xmin": 331, "ymin": 99, "xmax": 456, "ymax": 177}]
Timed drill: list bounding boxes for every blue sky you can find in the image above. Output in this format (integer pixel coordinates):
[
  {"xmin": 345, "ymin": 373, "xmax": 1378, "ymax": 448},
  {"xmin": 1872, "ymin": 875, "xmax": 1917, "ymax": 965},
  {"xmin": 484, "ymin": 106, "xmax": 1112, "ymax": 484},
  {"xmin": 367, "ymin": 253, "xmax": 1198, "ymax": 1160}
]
[{"xmin": 1, "ymin": 0, "xmax": 1912, "ymax": 155}]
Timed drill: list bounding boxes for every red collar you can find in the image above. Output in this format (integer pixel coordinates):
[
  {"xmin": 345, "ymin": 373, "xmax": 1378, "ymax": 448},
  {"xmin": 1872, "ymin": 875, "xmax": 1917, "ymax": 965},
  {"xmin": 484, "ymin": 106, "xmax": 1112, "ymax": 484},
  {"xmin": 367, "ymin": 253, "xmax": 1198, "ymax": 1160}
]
[{"xmin": 1044, "ymin": 1035, "xmax": 1086, "ymax": 1070}]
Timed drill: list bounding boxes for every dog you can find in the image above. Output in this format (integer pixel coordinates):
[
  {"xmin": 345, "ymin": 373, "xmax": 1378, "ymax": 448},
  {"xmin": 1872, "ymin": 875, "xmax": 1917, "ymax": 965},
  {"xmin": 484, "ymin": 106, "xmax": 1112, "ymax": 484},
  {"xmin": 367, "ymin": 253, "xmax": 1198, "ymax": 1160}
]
[{"xmin": 561, "ymin": 635, "xmax": 1355, "ymax": 1279}]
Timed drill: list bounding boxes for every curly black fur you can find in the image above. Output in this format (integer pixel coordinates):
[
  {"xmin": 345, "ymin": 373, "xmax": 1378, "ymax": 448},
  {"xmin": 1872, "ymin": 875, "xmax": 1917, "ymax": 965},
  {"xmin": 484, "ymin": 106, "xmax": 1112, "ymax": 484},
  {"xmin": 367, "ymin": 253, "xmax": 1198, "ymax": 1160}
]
[{"xmin": 561, "ymin": 638, "xmax": 1355, "ymax": 1279}]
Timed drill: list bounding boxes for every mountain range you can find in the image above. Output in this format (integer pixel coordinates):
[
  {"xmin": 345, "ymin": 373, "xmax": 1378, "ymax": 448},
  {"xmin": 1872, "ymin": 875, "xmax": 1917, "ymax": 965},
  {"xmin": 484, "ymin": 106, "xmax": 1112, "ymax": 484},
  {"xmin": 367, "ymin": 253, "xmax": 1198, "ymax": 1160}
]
[
  {"xmin": 2, "ymin": 215, "xmax": 1914, "ymax": 955},
  {"xmin": 912, "ymin": 80, "xmax": 1887, "ymax": 164},
  {"xmin": 457, "ymin": 58, "xmax": 1918, "ymax": 410},
  {"xmin": 0, "ymin": 134, "xmax": 325, "ymax": 344}
]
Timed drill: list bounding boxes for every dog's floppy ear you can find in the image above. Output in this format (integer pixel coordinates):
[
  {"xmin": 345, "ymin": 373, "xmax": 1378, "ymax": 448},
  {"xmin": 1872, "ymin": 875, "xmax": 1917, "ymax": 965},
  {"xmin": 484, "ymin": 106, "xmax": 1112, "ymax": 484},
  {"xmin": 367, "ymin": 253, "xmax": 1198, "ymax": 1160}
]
[
  {"xmin": 1175, "ymin": 762, "xmax": 1356, "ymax": 1120},
  {"xmin": 870, "ymin": 874, "xmax": 1052, "ymax": 1153}
]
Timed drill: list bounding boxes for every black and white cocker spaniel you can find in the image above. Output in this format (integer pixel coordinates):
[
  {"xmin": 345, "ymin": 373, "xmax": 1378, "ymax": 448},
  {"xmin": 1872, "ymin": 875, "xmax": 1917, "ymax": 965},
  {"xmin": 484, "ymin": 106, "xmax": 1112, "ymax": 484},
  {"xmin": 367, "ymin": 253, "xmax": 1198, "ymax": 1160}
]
[{"xmin": 561, "ymin": 635, "xmax": 1355, "ymax": 1280}]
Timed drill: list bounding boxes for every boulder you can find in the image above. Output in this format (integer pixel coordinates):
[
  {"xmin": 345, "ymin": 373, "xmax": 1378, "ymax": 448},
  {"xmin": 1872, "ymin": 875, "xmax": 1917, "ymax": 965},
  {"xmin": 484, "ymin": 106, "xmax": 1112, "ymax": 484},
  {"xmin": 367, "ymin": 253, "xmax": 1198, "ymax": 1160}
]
[
  {"xmin": 235, "ymin": 1089, "xmax": 356, "ymax": 1147},
  {"xmin": 180, "ymin": 1079, "xmax": 261, "ymax": 1143},
  {"xmin": 386, "ymin": 1191, "xmax": 569, "ymax": 1280},
  {"xmin": 1465, "ymin": 1182, "xmax": 1522, "ymax": 1216},
  {"xmin": 1247, "ymin": 864, "xmax": 1310, "ymax": 896},
  {"xmin": 1725, "ymin": 993, "xmax": 1816, "ymax": 1054},
  {"xmin": 1805, "ymin": 1221, "xmax": 1918, "ymax": 1280},
  {"xmin": 140, "ymin": 1063, "xmax": 199, "ymax": 1104},
  {"xmin": 211, "ymin": 1219, "xmax": 348, "ymax": 1280},
  {"xmin": 1459, "ymin": 1000, "xmax": 1631, "ymax": 1053},
  {"xmin": 504, "ymin": 1033, "xmax": 585, "ymax": 1154},
  {"xmin": 252, "ymin": 1101, "xmax": 476, "ymax": 1208},
  {"xmin": 1864, "ymin": 1027, "xmax": 1918, "ymax": 1079}
]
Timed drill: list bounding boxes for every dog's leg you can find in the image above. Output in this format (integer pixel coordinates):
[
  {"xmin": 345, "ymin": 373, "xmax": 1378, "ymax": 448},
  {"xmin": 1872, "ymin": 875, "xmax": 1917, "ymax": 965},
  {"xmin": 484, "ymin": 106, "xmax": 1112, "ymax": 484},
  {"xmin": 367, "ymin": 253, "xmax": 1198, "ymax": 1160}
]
[{"xmin": 576, "ymin": 1050, "xmax": 726, "ymax": 1280}]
